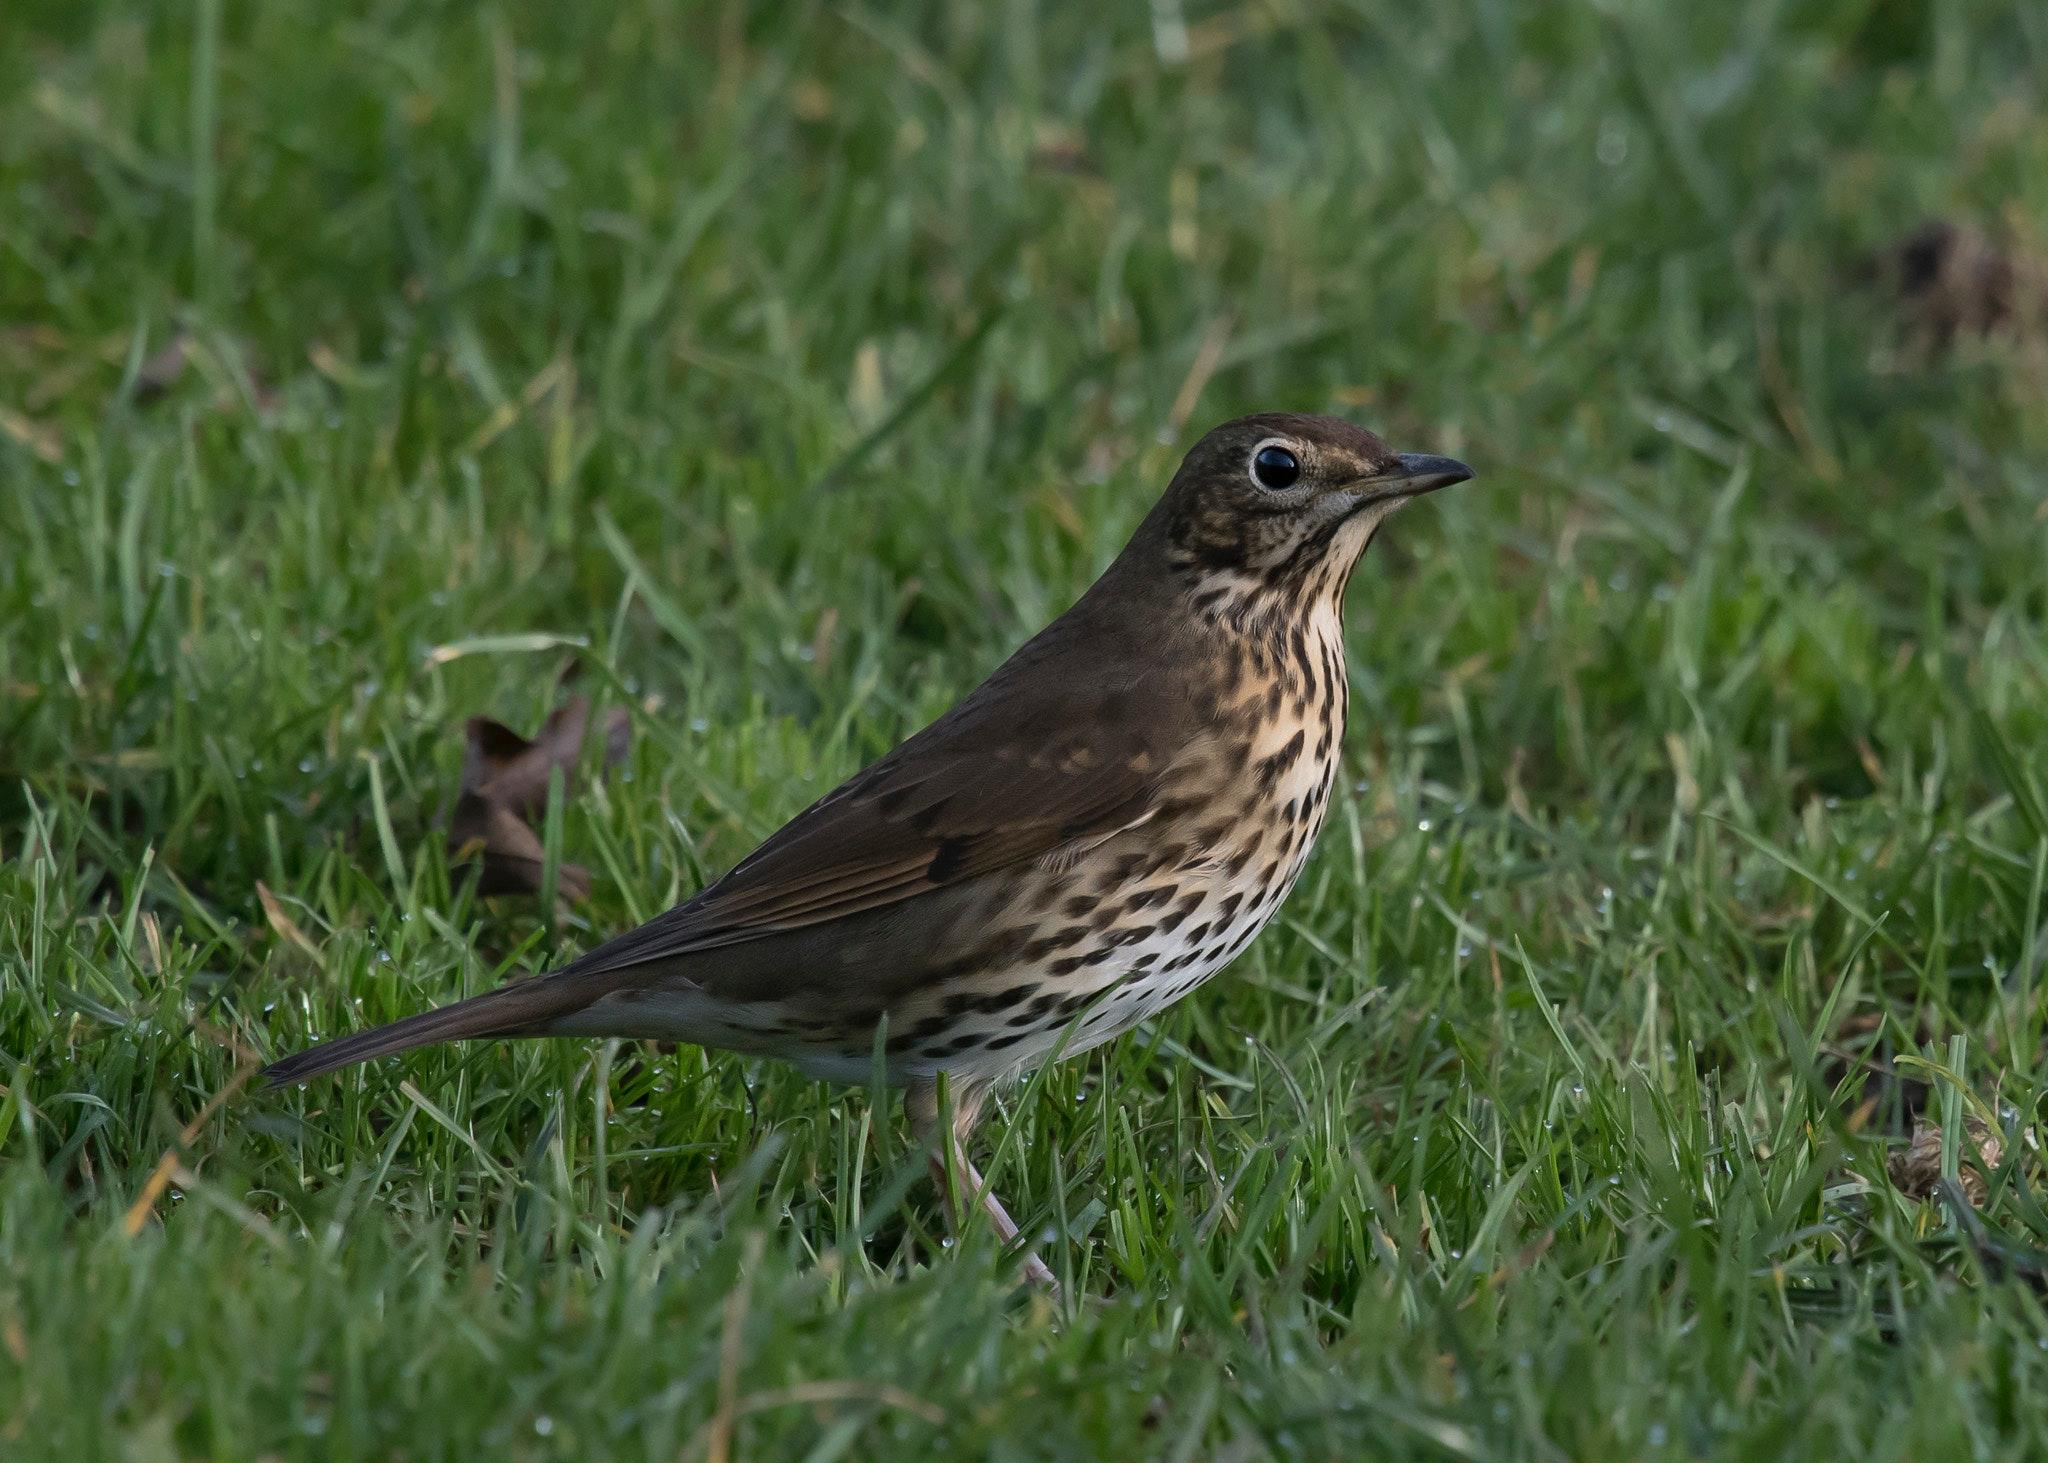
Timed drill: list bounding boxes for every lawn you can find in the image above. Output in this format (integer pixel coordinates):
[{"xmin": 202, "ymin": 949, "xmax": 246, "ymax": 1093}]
[{"xmin": 5, "ymin": 0, "xmax": 2048, "ymax": 1456}]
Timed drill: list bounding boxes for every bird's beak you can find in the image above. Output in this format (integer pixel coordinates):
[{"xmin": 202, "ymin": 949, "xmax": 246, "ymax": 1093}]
[{"xmin": 1349, "ymin": 452, "xmax": 1474, "ymax": 508}]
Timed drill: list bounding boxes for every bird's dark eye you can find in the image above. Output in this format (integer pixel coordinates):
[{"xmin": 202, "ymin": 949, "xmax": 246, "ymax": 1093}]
[{"xmin": 1251, "ymin": 444, "xmax": 1301, "ymax": 490}]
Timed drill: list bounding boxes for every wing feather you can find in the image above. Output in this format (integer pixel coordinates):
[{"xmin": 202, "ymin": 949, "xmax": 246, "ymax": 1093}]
[{"xmin": 546, "ymin": 653, "xmax": 1191, "ymax": 983}]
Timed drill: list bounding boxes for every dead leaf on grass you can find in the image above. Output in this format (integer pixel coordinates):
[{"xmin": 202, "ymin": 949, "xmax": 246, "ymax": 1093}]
[
  {"xmin": 1887, "ymin": 1116, "xmax": 2003, "ymax": 1205},
  {"xmin": 1878, "ymin": 219, "xmax": 2048, "ymax": 351},
  {"xmin": 132, "ymin": 332, "xmax": 193, "ymax": 404},
  {"xmin": 446, "ymin": 684, "xmax": 630, "ymax": 900}
]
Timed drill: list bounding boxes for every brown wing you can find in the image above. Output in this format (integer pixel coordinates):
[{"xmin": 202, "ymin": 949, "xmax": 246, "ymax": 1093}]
[{"xmin": 545, "ymin": 651, "xmax": 1191, "ymax": 983}]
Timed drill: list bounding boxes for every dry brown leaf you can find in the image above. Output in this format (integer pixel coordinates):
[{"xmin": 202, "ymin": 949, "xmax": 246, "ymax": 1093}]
[
  {"xmin": 255, "ymin": 880, "xmax": 324, "ymax": 964},
  {"xmin": 446, "ymin": 689, "xmax": 629, "ymax": 900},
  {"xmin": 448, "ymin": 792, "xmax": 594, "ymax": 900},
  {"xmin": 1886, "ymin": 1116, "xmax": 2003, "ymax": 1205},
  {"xmin": 1881, "ymin": 219, "xmax": 2048, "ymax": 351},
  {"xmin": 132, "ymin": 332, "xmax": 193, "ymax": 404}
]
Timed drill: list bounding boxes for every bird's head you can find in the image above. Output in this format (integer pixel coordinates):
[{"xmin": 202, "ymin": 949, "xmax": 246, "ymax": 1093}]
[{"xmin": 1144, "ymin": 413, "xmax": 1471, "ymax": 607}]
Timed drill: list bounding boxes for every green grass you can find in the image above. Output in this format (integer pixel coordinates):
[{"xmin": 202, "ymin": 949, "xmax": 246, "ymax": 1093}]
[{"xmin": 5, "ymin": 0, "xmax": 2048, "ymax": 1455}]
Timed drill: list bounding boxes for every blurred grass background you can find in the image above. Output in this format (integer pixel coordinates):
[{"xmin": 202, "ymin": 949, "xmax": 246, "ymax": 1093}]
[{"xmin": 4, "ymin": 0, "xmax": 2048, "ymax": 1456}]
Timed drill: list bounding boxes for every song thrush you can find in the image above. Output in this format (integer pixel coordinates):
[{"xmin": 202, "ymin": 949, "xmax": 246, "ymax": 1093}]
[{"xmin": 264, "ymin": 413, "xmax": 1471, "ymax": 1286}]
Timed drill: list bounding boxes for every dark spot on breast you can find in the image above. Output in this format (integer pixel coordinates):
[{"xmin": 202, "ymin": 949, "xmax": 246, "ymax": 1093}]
[
  {"xmin": 922, "ymin": 956, "xmax": 980, "ymax": 985},
  {"xmin": 968, "ymin": 928, "xmax": 1026, "ymax": 966},
  {"xmin": 1255, "ymin": 729, "xmax": 1306, "ymax": 789}
]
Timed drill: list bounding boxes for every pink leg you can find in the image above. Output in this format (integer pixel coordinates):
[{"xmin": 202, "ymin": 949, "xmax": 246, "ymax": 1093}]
[{"xmin": 908, "ymin": 1080, "xmax": 1060, "ymax": 1292}]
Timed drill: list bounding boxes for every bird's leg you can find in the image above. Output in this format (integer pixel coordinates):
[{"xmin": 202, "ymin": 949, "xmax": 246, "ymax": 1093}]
[{"xmin": 905, "ymin": 1078, "xmax": 1058, "ymax": 1291}]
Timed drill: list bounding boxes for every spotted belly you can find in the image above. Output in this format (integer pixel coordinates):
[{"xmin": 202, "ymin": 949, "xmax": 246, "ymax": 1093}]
[
  {"xmin": 555, "ymin": 729, "xmax": 1340, "ymax": 1087},
  {"xmin": 862, "ymin": 743, "xmax": 1339, "ymax": 1083}
]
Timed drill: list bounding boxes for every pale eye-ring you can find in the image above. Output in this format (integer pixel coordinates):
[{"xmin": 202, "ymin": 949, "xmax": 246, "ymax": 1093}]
[{"xmin": 1250, "ymin": 443, "xmax": 1301, "ymax": 490}]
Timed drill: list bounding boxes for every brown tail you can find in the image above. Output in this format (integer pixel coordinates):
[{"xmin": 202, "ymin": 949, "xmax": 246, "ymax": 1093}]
[{"xmin": 261, "ymin": 975, "xmax": 590, "ymax": 1086}]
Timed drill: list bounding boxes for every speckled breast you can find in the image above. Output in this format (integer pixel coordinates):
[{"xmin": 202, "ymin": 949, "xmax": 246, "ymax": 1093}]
[{"xmin": 867, "ymin": 625, "xmax": 1349, "ymax": 1084}]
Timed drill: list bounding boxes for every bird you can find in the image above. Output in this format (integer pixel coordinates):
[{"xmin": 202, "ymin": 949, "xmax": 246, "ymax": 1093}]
[{"xmin": 263, "ymin": 413, "xmax": 1472, "ymax": 1287}]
